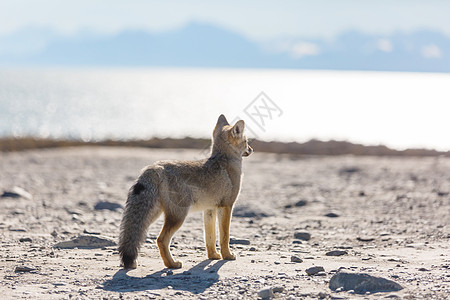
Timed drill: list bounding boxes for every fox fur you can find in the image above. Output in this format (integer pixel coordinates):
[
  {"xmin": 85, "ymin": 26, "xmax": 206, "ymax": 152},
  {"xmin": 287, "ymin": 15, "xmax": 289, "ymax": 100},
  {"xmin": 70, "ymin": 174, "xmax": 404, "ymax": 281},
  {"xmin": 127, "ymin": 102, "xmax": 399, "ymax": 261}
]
[{"xmin": 118, "ymin": 114, "xmax": 253, "ymax": 269}]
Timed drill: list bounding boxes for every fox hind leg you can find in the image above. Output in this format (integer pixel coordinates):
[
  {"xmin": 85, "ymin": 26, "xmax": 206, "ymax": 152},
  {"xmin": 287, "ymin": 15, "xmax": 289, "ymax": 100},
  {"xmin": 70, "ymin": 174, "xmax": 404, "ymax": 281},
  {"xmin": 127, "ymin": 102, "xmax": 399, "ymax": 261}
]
[
  {"xmin": 203, "ymin": 209, "xmax": 221, "ymax": 259},
  {"xmin": 157, "ymin": 213, "xmax": 186, "ymax": 269}
]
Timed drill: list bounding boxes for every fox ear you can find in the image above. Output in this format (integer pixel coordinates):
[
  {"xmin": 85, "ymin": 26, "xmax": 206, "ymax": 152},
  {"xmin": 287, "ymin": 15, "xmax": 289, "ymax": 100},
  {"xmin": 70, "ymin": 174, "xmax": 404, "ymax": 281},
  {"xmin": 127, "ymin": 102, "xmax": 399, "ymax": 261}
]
[
  {"xmin": 216, "ymin": 114, "xmax": 229, "ymax": 127},
  {"xmin": 231, "ymin": 120, "xmax": 245, "ymax": 138},
  {"xmin": 214, "ymin": 114, "xmax": 229, "ymax": 136}
]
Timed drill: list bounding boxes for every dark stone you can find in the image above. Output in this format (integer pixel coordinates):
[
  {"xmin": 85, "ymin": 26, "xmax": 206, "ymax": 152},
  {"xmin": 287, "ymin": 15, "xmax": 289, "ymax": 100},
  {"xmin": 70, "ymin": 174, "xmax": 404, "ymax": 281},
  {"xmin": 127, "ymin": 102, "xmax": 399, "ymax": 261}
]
[
  {"xmin": 294, "ymin": 232, "xmax": 311, "ymax": 241},
  {"xmin": 15, "ymin": 266, "xmax": 36, "ymax": 272},
  {"xmin": 132, "ymin": 182, "xmax": 145, "ymax": 195},
  {"xmin": 357, "ymin": 236, "xmax": 376, "ymax": 242},
  {"xmin": 273, "ymin": 286, "xmax": 284, "ymax": 293},
  {"xmin": 291, "ymin": 255, "xmax": 303, "ymax": 263},
  {"xmin": 9, "ymin": 227, "xmax": 26, "ymax": 232},
  {"xmin": 339, "ymin": 167, "xmax": 361, "ymax": 174},
  {"xmin": 94, "ymin": 201, "xmax": 123, "ymax": 211},
  {"xmin": 19, "ymin": 237, "xmax": 32, "ymax": 243},
  {"xmin": 83, "ymin": 229, "xmax": 100, "ymax": 235},
  {"xmin": 329, "ymin": 270, "xmax": 403, "ymax": 294},
  {"xmin": 1, "ymin": 191, "xmax": 21, "ymax": 198},
  {"xmin": 326, "ymin": 250, "xmax": 348, "ymax": 256},
  {"xmin": 229, "ymin": 238, "xmax": 250, "ymax": 245},
  {"xmin": 325, "ymin": 212, "xmax": 339, "ymax": 218},
  {"xmin": 1, "ymin": 187, "xmax": 32, "ymax": 200},
  {"xmin": 295, "ymin": 200, "xmax": 307, "ymax": 207},
  {"xmin": 306, "ymin": 266, "xmax": 325, "ymax": 275}
]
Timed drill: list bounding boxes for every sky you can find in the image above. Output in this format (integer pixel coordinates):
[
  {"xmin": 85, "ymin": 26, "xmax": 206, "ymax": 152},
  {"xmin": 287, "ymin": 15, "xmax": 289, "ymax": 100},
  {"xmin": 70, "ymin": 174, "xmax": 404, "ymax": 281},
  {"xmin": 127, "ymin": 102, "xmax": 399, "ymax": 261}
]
[{"xmin": 1, "ymin": 0, "xmax": 450, "ymax": 40}]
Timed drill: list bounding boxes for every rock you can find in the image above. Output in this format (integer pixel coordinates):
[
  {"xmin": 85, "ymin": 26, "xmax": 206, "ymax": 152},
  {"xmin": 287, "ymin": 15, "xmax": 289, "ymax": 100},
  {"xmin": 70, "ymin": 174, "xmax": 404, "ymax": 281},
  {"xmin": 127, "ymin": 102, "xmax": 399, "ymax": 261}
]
[
  {"xmin": 306, "ymin": 266, "xmax": 325, "ymax": 276},
  {"xmin": 249, "ymin": 247, "xmax": 256, "ymax": 251},
  {"xmin": 294, "ymin": 232, "xmax": 311, "ymax": 241},
  {"xmin": 233, "ymin": 205, "xmax": 270, "ymax": 218},
  {"xmin": 9, "ymin": 227, "xmax": 26, "ymax": 232},
  {"xmin": 291, "ymin": 255, "xmax": 303, "ymax": 263},
  {"xmin": 325, "ymin": 212, "xmax": 339, "ymax": 218},
  {"xmin": 329, "ymin": 270, "xmax": 403, "ymax": 294},
  {"xmin": 326, "ymin": 250, "xmax": 348, "ymax": 256},
  {"xmin": 229, "ymin": 238, "xmax": 250, "ymax": 245},
  {"xmin": 52, "ymin": 282, "xmax": 66, "ymax": 286},
  {"xmin": 295, "ymin": 200, "xmax": 307, "ymax": 207},
  {"xmin": 50, "ymin": 230, "xmax": 58, "ymax": 237},
  {"xmin": 53, "ymin": 234, "xmax": 116, "ymax": 249},
  {"xmin": 273, "ymin": 286, "xmax": 284, "ymax": 293},
  {"xmin": 339, "ymin": 167, "xmax": 361, "ymax": 174},
  {"xmin": 257, "ymin": 287, "xmax": 274, "ymax": 299},
  {"xmin": 357, "ymin": 236, "xmax": 375, "ymax": 242},
  {"xmin": 83, "ymin": 229, "xmax": 100, "ymax": 235},
  {"xmin": 285, "ymin": 199, "xmax": 308, "ymax": 209},
  {"xmin": 19, "ymin": 237, "xmax": 32, "ymax": 242},
  {"xmin": 15, "ymin": 266, "xmax": 36, "ymax": 272},
  {"xmin": 93, "ymin": 201, "xmax": 123, "ymax": 211},
  {"xmin": 1, "ymin": 187, "xmax": 33, "ymax": 200}
]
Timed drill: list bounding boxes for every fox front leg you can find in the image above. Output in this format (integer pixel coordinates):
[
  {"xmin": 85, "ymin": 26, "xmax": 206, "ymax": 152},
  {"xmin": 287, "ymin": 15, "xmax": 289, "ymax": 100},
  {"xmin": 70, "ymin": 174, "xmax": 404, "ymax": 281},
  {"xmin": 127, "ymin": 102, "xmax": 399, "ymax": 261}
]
[{"xmin": 218, "ymin": 206, "xmax": 236, "ymax": 260}]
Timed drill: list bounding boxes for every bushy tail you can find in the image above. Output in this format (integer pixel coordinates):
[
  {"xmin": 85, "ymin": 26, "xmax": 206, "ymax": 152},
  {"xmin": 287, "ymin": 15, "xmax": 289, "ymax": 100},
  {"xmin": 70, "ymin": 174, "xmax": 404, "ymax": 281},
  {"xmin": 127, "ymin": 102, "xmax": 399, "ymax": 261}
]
[{"xmin": 118, "ymin": 180, "xmax": 161, "ymax": 269}]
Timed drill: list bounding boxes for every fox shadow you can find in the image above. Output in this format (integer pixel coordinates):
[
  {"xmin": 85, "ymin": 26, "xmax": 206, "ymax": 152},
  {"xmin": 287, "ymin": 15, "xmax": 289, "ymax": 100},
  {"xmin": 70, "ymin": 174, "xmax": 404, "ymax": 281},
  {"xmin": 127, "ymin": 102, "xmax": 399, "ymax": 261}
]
[{"xmin": 102, "ymin": 259, "xmax": 229, "ymax": 294}]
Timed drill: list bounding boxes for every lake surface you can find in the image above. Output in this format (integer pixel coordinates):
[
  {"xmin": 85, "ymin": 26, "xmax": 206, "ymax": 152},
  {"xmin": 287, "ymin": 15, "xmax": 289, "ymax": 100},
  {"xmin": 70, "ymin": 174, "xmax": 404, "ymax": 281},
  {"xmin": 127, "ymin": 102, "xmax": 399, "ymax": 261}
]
[{"xmin": 0, "ymin": 68, "xmax": 449, "ymax": 150}]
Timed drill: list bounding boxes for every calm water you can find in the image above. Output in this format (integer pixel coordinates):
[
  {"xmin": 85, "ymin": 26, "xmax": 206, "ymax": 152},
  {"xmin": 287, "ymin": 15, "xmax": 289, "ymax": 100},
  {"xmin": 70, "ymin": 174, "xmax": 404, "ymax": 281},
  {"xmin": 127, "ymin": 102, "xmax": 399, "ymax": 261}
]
[{"xmin": 0, "ymin": 68, "xmax": 449, "ymax": 151}]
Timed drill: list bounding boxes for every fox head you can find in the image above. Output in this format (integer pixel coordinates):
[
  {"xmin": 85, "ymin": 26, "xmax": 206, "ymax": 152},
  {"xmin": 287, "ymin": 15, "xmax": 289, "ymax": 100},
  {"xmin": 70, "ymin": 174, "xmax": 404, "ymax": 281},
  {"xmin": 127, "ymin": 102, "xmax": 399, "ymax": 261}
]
[{"xmin": 212, "ymin": 114, "xmax": 253, "ymax": 158}]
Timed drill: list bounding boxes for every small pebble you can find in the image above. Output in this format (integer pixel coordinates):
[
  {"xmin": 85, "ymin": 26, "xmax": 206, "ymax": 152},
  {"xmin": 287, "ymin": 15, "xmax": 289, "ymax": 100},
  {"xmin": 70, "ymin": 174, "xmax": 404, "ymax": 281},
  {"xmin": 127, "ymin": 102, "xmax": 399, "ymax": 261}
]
[
  {"xmin": 326, "ymin": 250, "xmax": 348, "ymax": 256},
  {"xmin": 357, "ymin": 236, "xmax": 375, "ymax": 242},
  {"xmin": 325, "ymin": 212, "xmax": 339, "ymax": 218},
  {"xmin": 294, "ymin": 232, "xmax": 311, "ymax": 241},
  {"xmin": 306, "ymin": 266, "xmax": 325, "ymax": 276},
  {"xmin": 273, "ymin": 286, "xmax": 284, "ymax": 293},
  {"xmin": 257, "ymin": 287, "xmax": 273, "ymax": 299},
  {"xmin": 229, "ymin": 238, "xmax": 250, "ymax": 245},
  {"xmin": 290, "ymin": 255, "xmax": 303, "ymax": 263},
  {"xmin": 15, "ymin": 266, "xmax": 36, "ymax": 272}
]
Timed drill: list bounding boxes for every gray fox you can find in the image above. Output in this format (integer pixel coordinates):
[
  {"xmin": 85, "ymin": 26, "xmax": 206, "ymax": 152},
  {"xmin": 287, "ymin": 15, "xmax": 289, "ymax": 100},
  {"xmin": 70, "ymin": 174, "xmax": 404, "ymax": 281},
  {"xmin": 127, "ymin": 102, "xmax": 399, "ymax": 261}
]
[{"xmin": 118, "ymin": 114, "xmax": 253, "ymax": 269}]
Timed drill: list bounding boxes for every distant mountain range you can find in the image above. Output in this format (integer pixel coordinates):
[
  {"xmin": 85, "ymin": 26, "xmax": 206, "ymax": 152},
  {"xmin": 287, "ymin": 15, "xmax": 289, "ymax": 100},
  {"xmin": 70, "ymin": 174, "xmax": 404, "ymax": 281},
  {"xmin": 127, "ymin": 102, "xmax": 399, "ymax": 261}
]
[{"xmin": 1, "ymin": 22, "xmax": 449, "ymax": 72}]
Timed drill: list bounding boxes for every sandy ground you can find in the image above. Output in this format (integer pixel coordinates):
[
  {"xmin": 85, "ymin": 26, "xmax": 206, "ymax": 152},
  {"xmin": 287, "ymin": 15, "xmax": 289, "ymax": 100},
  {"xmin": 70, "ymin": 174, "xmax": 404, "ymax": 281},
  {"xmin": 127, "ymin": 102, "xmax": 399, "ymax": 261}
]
[{"xmin": 0, "ymin": 147, "xmax": 449, "ymax": 299}]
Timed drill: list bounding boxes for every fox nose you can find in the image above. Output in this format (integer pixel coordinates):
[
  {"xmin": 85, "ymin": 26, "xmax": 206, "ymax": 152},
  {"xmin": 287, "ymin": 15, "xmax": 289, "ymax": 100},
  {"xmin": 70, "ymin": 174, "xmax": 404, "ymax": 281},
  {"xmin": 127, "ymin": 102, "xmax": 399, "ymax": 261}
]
[{"xmin": 243, "ymin": 145, "xmax": 253, "ymax": 157}]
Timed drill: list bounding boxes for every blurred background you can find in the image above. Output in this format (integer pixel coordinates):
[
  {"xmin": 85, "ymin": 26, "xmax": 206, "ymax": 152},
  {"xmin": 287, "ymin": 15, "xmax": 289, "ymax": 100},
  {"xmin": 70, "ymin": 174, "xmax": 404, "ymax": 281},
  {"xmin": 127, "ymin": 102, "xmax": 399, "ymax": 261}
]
[{"xmin": 0, "ymin": 0, "xmax": 449, "ymax": 151}]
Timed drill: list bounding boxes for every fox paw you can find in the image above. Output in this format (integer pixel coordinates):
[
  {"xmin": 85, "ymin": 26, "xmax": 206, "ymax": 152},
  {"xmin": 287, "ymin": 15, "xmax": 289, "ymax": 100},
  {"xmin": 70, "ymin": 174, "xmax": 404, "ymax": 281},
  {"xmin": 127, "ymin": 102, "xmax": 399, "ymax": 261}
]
[
  {"xmin": 166, "ymin": 260, "xmax": 183, "ymax": 269},
  {"xmin": 208, "ymin": 252, "xmax": 222, "ymax": 260},
  {"xmin": 222, "ymin": 253, "xmax": 236, "ymax": 260},
  {"xmin": 122, "ymin": 261, "xmax": 137, "ymax": 269}
]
